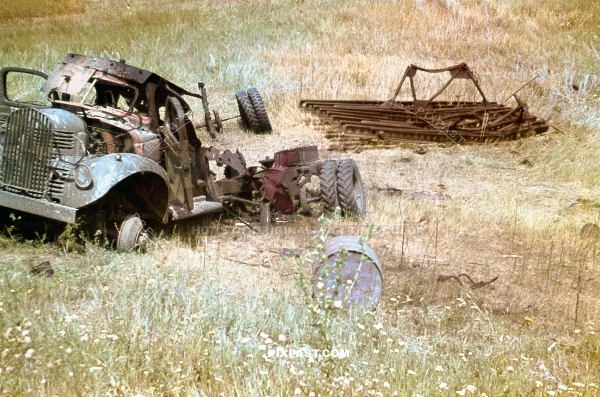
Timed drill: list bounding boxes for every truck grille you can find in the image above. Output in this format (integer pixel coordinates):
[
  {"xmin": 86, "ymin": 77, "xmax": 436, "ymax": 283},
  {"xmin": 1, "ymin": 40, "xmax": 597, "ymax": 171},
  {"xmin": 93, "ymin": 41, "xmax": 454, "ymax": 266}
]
[
  {"xmin": 1, "ymin": 108, "xmax": 54, "ymax": 199},
  {"xmin": 53, "ymin": 130, "xmax": 75, "ymax": 151}
]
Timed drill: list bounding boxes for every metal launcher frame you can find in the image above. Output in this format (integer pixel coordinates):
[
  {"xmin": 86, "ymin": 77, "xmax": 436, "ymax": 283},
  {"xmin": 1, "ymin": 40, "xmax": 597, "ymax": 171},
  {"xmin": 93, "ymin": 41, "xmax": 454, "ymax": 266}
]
[{"xmin": 300, "ymin": 63, "xmax": 549, "ymax": 146}]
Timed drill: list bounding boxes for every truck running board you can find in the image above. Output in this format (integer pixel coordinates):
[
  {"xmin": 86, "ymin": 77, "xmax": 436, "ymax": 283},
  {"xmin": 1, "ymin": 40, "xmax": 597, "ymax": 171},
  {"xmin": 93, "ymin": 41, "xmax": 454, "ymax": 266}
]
[{"xmin": 168, "ymin": 196, "xmax": 223, "ymax": 221}]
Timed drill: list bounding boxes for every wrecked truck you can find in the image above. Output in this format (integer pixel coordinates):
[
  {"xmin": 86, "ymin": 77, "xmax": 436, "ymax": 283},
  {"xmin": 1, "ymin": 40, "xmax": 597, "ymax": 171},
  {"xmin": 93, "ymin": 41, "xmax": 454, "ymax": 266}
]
[{"xmin": 0, "ymin": 54, "xmax": 366, "ymax": 250}]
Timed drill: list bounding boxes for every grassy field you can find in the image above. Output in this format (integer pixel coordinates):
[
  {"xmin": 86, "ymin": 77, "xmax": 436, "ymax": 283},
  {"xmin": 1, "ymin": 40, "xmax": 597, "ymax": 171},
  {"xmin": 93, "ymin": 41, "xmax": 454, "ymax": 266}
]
[{"xmin": 1, "ymin": 0, "xmax": 600, "ymax": 395}]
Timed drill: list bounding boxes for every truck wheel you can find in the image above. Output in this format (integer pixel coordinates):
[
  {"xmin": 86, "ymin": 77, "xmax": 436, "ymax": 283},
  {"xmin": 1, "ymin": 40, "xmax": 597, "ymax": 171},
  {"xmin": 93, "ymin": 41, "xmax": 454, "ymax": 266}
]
[
  {"xmin": 247, "ymin": 87, "xmax": 272, "ymax": 133},
  {"xmin": 116, "ymin": 216, "xmax": 148, "ymax": 252},
  {"xmin": 0, "ymin": 207, "xmax": 10, "ymax": 233},
  {"xmin": 336, "ymin": 159, "xmax": 366, "ymax": 216},
  {"xmin": 320, "ymin": 161, "xmax": 338, "ymax": 213},
  {"xmin": 163, "ymin": 96, "xmax": 185, "ymax": 151},
  {"xmin": 236, "ymin": 90, "xmax": 261, "ymax": 133}
]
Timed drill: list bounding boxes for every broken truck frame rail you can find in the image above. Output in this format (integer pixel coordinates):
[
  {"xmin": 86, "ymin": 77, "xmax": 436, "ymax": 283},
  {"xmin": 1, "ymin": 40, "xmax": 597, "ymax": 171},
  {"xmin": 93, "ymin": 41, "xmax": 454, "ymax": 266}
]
[{"xmin": 300, "ymin": 63, "xmax": 549, "ymax": 145}]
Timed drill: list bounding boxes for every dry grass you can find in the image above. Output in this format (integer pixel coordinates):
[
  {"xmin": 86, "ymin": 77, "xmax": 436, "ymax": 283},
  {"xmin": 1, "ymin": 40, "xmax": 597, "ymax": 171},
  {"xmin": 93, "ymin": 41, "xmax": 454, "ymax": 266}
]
[
  {"xmin": 0, "ymin": 0, "xmax": 83, "ymax": 20},
  {"xmin": 1, "ymin": 0, "xmax": 600, "ymax": 395}
]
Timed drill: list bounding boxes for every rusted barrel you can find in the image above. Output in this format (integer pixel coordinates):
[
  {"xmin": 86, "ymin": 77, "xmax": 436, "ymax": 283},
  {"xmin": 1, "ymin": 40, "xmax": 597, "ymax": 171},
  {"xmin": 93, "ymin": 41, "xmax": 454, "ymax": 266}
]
[{"xmin": 312, "ymin": 236, "xmax": 383, "ymax": 308}]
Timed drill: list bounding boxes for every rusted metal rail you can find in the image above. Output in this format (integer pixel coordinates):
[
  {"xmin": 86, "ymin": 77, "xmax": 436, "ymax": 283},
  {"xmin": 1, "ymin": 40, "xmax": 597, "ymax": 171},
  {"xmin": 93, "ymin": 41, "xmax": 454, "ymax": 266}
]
[{"xmin": 300, "ymin": 63, "xmax": 549, "ymax": 146}]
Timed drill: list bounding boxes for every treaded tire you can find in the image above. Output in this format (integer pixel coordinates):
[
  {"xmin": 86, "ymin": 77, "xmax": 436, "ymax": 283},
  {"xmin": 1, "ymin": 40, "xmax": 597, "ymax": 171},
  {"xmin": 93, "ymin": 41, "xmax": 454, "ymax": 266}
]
[
  {"xmin": 336, "ymin": 158, "xmax": 366, "ymax": 216},
  {"xmin": 320, "ymin": 161, "xmax": 338, "ymax": 213},
  {"xmin": 247, "ymin": 87, "xmax": 272, "ymax": 133},
  {"xmin": 236, "ymin": 90, "xmax": 261, "ymax": 133}
]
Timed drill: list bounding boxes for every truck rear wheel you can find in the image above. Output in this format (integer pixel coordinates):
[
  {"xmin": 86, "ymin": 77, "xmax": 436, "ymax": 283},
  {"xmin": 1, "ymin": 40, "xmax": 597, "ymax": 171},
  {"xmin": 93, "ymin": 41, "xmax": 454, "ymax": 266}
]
[
  {"xmin": 336, "ymin": 158, "xmax": 366, "ymax": 216},
  {"xmin": 247, "ymin": 87, "xmax": 272, "ymax": 133},
  {"xmin": 320, "ymin": 161, "xmax": 338, "ymax": 213}
]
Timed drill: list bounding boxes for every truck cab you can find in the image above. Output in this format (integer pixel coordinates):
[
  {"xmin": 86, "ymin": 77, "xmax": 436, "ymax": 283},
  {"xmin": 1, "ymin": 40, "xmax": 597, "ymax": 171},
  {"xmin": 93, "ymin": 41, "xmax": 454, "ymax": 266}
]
[{"xmin": 0, "ymin": 54, "xmax": 224, "ymax": 250}]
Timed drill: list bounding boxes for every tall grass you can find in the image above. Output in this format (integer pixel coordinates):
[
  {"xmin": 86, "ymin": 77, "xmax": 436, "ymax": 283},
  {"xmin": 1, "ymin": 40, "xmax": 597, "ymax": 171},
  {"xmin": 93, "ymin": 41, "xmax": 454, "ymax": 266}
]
[
  {"xmin": 1, "ymin": 224, "xmax": 598, "ymax": 396},
  {"xmin": 1, "ymin": 0, "xmax": 600, "ymax": 395},
  {"xmin": 0, "ymin": 0, "xmax": 83, "ymax": 20}
]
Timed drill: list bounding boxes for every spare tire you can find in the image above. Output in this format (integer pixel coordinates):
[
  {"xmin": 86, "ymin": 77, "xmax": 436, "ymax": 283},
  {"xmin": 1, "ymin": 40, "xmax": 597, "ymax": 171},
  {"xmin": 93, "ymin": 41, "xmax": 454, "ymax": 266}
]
[
  {"xmin": 236, "ymin": 90, "xmax": 261, "ymax": 133},
  {"xmin": 336, "ymin": 158, "xmax": 366, "ymax": 216},
  {"xmin": 247, "ymin": 87, "xmax": 272, "ymax": 133}
]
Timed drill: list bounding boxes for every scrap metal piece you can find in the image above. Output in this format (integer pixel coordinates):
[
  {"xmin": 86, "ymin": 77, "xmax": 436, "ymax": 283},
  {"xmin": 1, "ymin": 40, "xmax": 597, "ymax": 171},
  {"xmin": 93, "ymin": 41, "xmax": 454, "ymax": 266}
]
[
  {"xmin": 437, "ymin": 273, "xmax": 499, "ymax": 289},
  {"xmin": 298, "ymin": 187, "xmax": 311, "ymax": 215},
  {"xmin": 32, "ymin": 261, "xmax": 54, "ymax": 277},
  {"xmin": 262, "ymin": 146, "xmax": 319, "ymax": 214},
  {"xmin": 205, "ymin": 147, "xmax": 248, "ymax": 178},
  {"xmin": 198, "ymin": 82, "xmax": 217, "ymax": 139},
  {"xmin": 260, "ymin": 201, "xmax": 272, "ymax": 233},
  {"xmin": 300, "ymin": 63, "xmax": 549, "ymax": 146}
]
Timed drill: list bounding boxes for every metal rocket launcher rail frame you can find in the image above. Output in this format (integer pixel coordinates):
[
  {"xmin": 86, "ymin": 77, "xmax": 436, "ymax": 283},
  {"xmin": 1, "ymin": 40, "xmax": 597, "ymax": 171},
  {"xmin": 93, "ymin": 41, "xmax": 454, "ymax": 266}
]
[{"xmin": 300, "ymin": 63, "xmax": 549, "ymax": 145}]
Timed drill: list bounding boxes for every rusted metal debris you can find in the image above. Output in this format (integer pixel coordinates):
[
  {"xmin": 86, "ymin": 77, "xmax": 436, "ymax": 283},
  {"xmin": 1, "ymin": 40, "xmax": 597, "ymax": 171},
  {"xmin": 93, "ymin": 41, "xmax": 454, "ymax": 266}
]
[
  {"xmin": 437, "ymin": 273, "xmax": 499, "ymax": 289},
  {"xmin": 31, "ymin": 261, "xmax": 54, "ymax": 277},
  {"xmin": 215, "ymin": 145, "xmax": 366, "ymax": 220},
  {"xmin": 300, "ymin": 63, "xmax": 549, "ymax": 147}
]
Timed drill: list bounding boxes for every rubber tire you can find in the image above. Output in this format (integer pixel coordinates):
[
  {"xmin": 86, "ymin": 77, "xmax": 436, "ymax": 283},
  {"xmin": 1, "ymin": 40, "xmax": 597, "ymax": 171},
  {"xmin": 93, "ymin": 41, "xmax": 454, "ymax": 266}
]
[
  {"xmin": 116, "ymin": 216, "xmax": 146, "ymax": 252},
  {"xmin": 336, "ymin": 158, "xmax": 366, "ymax": 216},
  {"xmin": 247, "ymin": 87, "xmax": 272, "ymax": 133},
  {"xmin": 319, "ymin": 161, "xmax": 338, "ymax": 213},
  {"xmin": 236, "ymin": 90, "xmax": 261, "ymax": 133}
]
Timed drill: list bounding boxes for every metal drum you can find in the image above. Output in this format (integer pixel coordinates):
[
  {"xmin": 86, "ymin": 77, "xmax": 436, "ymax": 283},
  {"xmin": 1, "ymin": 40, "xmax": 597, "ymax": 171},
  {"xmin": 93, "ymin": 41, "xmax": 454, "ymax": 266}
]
[{"xmin": 312, "ymin": 236, "xmax": 383, "ymax": 308}]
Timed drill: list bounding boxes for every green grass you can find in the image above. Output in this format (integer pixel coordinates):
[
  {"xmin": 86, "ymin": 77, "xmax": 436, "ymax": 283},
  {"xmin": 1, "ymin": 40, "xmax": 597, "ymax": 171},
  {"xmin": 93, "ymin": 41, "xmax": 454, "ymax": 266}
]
[
  {"xmin": 1, "ymin": 225, "xmax": 598, "ymax": 396},
  {"xmin": 1, "ymin": 0, "xmax": 600, "ymax": 395}
]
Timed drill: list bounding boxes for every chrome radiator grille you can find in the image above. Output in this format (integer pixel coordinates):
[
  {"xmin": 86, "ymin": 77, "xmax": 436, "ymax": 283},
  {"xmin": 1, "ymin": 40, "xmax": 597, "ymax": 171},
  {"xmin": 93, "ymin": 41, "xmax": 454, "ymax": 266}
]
[{"xmin": 0, "ymin": 108, "xmax": 54, "ymax": 198}]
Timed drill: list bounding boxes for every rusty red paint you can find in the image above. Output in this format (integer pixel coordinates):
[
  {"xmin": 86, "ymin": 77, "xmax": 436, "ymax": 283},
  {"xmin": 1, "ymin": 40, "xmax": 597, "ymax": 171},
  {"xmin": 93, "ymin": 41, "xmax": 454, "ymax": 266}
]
[{"xmin": 263, "ymin": 149, "xmax": 305, "ymax": 214}]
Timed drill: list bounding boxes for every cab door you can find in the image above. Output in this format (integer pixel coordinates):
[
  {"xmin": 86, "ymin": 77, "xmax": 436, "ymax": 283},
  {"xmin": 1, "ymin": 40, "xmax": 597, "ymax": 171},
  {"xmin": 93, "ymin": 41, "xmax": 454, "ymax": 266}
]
[{"xmin": 163, "ymin": 96, "xmax": 195, "ymax": 211}]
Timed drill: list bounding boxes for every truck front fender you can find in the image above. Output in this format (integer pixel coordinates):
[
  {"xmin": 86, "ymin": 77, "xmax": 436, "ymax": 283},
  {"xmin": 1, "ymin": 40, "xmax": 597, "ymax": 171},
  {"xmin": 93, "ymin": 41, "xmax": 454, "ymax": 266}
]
[{"xmin": 62, "ymin": 153, "xmax": 170, "ymax": 222}]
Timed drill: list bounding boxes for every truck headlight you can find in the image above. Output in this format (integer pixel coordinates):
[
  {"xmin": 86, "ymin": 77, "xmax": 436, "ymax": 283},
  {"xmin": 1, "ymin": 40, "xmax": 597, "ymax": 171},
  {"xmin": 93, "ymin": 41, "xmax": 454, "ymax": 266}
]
[{"xmin": 74, "ymin": 164, "xmax": 93, "ymax": 189}]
